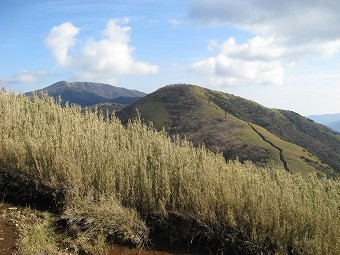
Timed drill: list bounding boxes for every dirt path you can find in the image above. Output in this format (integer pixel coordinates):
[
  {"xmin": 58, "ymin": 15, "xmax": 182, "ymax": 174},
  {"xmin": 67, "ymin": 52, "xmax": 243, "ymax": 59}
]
[
  {"xmin": 0, "ymin": 203, "xmax": 17, "ymax": 255},
  {"xmin": 248, "ymin": 123, "xmax": 290, "ymax": 172}
]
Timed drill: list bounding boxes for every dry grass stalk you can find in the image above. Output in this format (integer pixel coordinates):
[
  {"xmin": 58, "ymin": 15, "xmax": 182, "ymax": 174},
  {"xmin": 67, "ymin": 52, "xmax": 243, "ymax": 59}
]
[{"xmin": 0, "ymin": 88, "xmax": 339, "ymax": 254}]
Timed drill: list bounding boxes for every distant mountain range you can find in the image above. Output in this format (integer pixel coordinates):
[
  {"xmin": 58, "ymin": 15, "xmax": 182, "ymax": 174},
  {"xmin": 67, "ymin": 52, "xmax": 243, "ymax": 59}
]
[
  {"xmin": 308, "ymin": 113, "xmax": 340, "ymax": 133},
  {"xmin": 329, "ymin": 120, "xmax": 340, "ymax": 132},
  {"xmin": 116, "ymin": 84, "xmax": 340, "ymax": 177},
  {"xmin": 25, "ymin": 81, "xmax": 146, "ymax": 107}
]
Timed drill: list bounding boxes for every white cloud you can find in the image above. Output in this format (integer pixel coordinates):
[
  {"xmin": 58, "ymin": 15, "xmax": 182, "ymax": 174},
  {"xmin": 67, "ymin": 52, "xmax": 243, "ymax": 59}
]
[
  {"xmin": 190, "ymin": 0, "xmax": 340, "ymax": 59},
  {"xmin": 220, "ymin": 36, "xmax": 284, "ymax": 60},
  {"xmin": 168, "ymin": 19, "xmax": 181, "ymax": 28},
  {"xmin": 45, "ymin": 19, "xmax": 159, "ymax": 83},
  {"xmin": 191, "ymin": 36, "xmax": 285, "ymax": 86},
  {"xmin": 207, "ymin": 40, "xmax": 219, "ymax": 51},
  {"xmin": 190, "ymin": 1, "xmax": 340, "ymax": 87},
  {"xmin": 5, "ymin": 70, "xmax": 48, "ymax": 84},
  {"xmin": 190, "ymin": 0, "xmax": 340, "ymax": 41},
  {"xmin": 80, "ymin": 18, "xmax": 158, "ymax": 77},
  {"xmin": 45, "ymin": 22, "xmax": 79, "ymax": 66},
  {"xmin": 103, "ymin": 17, "xmax": 130, "ymax": 43}
]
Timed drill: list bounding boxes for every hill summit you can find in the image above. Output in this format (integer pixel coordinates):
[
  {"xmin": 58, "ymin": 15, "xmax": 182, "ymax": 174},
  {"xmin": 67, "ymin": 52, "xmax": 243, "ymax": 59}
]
[
  {"xmin": 116, "ymin": 84, "xmax": 340, "ymax": 177},
  {"xmin": 26, "ymin": 81, "xmax": 146, "ymax": 107}
]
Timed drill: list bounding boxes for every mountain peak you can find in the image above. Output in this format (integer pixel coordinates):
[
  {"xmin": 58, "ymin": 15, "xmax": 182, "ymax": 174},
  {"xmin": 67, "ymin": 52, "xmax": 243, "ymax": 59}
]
[
  {"xmin": 26, "ymin": 81, "xmax": 146, "ymax": 107},
  {"xmin": 116, "ymin": 84, "xmax": 340, "ymax": 177}
]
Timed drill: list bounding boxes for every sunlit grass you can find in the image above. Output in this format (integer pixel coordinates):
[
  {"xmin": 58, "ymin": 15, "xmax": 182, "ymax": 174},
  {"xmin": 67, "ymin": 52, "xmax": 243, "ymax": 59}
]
[{"xmin": 0, "ymin": 88, "xmax": 339, "ymax": 255}]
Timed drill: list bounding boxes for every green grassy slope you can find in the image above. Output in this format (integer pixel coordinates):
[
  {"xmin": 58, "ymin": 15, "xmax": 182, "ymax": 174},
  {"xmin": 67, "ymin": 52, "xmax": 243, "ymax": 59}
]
[
  {"xmin": 205, "ymin": 88, "xmax": 340, "ymax": 174},
  {"xmin": 249, "ymin": 123, "xmax": 334, "ymax": 178},
  {"xmin": 116, "ymin": 84, "xmax": 337, "ymax": 177}
]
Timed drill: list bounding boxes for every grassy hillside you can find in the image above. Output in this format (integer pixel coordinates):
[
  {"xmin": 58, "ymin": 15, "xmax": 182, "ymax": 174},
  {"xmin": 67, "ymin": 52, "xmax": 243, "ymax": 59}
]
[
  {"xmin": 204, "ymin": 88, "xmax": 340, "ymax": 173},
  {"xmin": 25, "ymin": 81, "xmax": 146, "ymax": 107},
  {"xmin": 116, "ymin": 84, "xmax": 336, "ymax": 177},
  {"xmin": 0, "ymin": 88, "xmax": 339, "ymax": 254},
  {"xmin": 248, "ymin": 124, "xmax": 334, "ymax": 177}
]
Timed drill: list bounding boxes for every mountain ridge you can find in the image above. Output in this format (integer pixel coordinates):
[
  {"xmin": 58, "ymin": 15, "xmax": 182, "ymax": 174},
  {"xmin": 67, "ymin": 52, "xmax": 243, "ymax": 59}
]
[
  {"xmin": 25, "ymin": 81, "xmax": 146, "ymax": 107},
  {"xmin": 329, "ymin": 120, "xmax": 340, "ymax": 132},
  {"xmin": 308, "ymin": 113, "xmax": 340, "ymax": 132},
  {"xmin": 116, "ymin": 84, "xmax": 339, "ymax": 177}
]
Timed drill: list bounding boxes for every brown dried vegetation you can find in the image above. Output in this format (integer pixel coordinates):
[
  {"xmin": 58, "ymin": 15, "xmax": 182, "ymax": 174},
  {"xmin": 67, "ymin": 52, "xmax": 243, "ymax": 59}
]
[{"xmin": 0, "ymin": 88, "xmax": 339, "ymax": 254}]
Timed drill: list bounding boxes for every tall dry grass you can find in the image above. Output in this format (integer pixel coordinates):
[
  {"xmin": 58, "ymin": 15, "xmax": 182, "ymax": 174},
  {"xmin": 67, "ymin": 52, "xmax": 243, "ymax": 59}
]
[{"xmin": 0, "ymin": 88, "xmax": 339, "ymax": 254}]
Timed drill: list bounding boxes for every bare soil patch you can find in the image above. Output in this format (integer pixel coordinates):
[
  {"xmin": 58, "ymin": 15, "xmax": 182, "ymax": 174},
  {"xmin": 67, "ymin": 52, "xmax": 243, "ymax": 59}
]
[{"xmin": 0, "ymin": 203, "xmax": 17, "ymax": 255}]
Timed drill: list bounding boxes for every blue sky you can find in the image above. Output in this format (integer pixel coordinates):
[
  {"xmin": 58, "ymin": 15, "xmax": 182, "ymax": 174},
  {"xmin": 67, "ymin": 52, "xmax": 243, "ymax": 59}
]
[{"xmin": 1, "ymin": 0, "xmax": 340, "ymax": 115}]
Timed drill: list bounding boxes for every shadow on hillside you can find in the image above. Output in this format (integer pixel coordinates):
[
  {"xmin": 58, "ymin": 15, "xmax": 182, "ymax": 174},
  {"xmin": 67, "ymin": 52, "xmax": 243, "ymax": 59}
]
[{"xmin": 0, "ymin": 169, "xmax": 64, "ymax": 213}]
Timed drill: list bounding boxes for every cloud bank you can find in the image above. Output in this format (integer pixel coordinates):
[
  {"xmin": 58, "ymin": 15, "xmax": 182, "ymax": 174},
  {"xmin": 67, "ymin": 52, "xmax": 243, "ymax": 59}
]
[
  {"xmin": 5, "ymin": 70, "xmax": 48, "ymax": 84},
  {"xmin": 190, "ymin": 0, "xmax": 340, "ymax": 43},
  {"xmin": 190, "ymin": 0, "xmax": 340, "ymax": 86},
  {"xmin": 191, "ymin": 36, "xmax": 284, "ymax": 86},
  {"xmin": 45, "ymin": 19, "xmax": 159, "ymax": 83}
]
